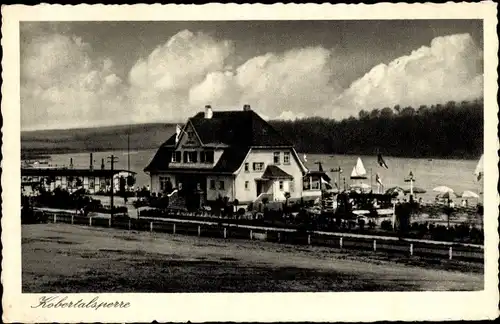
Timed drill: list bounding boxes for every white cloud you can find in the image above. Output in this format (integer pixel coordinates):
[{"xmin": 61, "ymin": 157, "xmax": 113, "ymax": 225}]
[
  {"xmin": 21, "ymin": 34, "xmax": 126, "ymax": 130},
  {"xmin": 333, "ymin": 33, "xmax": 483, "ymax": 118},
  {"xmin": 21, "ymin": 30, "xmax": 483, "ymax": 130}
]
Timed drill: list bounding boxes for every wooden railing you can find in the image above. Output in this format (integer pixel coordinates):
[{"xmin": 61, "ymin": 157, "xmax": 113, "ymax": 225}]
[{"xmin": 35, "ymin": 210, "xmax": 484, "ymax": 263}]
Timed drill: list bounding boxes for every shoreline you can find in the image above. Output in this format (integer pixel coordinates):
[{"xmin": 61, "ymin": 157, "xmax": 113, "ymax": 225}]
[{"xmin": 21, "ymin": 147, "xmax": 480, "ymax": 162}]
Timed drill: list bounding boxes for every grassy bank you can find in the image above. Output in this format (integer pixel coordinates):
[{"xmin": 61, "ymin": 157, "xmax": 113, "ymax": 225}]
[{"xmin": 22, "ymin": 224, "xmax": 483, "ymax": 293}]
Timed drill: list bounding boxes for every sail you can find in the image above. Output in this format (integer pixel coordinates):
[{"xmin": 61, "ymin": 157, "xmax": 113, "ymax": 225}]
[
  {"xmin": 474, "ymin": 154, "xmax": 484, "ymax": 180},
  {"xmin": 350, "ymin": 157, "xmax": 367, "ymax": 179}
]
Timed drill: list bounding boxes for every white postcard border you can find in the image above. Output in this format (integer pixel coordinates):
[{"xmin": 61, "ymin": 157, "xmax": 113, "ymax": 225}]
[{"xmin": 2, "ymin": 3, "xmax": 499, "ymax": 323}]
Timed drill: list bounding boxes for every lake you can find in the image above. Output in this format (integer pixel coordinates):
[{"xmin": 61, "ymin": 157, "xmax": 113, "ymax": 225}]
[{"xmin": 45, "ymin": 149, "xmax": 482, "ymax": 204}]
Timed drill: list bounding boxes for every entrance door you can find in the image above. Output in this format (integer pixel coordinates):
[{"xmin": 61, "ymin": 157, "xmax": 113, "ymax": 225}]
[{"xmin": 256, "ymin": 180, "xmax": 263, "ymax": 197}]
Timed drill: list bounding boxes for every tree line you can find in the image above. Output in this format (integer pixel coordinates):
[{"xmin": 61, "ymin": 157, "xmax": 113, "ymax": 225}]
[{"xmin": 270, "ymin": 99, "xmax": 483, "ymax": 159}]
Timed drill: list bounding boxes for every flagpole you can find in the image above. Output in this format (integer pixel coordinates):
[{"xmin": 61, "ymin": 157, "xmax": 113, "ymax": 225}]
[{"xmin": 370, "ymin": 168, "xmax": 373, "ymax": 192}]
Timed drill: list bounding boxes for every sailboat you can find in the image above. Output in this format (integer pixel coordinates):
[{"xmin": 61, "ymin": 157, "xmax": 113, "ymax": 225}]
[
  {"xmin": 350, "ymin": 157, "xmax": 368, "ymax": 180},
  {"xmin": 474, "ymin": 154, "xmax": 484, "ymax": 181}
]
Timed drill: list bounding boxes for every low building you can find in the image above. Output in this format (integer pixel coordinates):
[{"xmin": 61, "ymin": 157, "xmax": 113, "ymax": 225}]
[
  {"xmin": 21, "ymin": 167, "xmax": 135, "ymax": 194},
  {"xmin": 145, "ymin": 104, "xmax": 310, "ymax": 206}
]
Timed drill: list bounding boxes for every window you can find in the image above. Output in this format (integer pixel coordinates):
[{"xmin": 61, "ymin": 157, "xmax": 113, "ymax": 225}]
[
  {"xmin": 253, "ymin": 162, "xmax": 264, "ymax": 171},
  {"xmin": 273, "ymin": 152, "xmax": 280, "ymax": 164},
  {"xmin": 311, "ymin": 176, "xmax": 320, "ymax": 190},
  {"xmin": 200, "ymin": 151, "xmax": 214, "ymax": 163},
  {"xmin": 279, "ymin": 181, "xmax": 284, "ymax": 191},
  {"xmin": 244, "ymin": 163, "xmax": 249, "ymax": 172},
  {"xmin": 210, "ymin": 179, "xmax": 216, "ymax": 190},
  {"xmin": 283, "ymin": 152, "xmax": 290, "ymax": 165},
  {"xmin": 160, "ymin": 176, "xmax": 172, "ymax": 192},
  {"xmin": 171, "ymin": 151, "xmax": 181, "ymax": 163},
  {"xmin": 245, "ymin": 181, "xmax": 249, "ymax": 190},
  {"xmin": 219, "ymin": 181, "xmax": 225, "ymax": 190},
  {"xmin": 183, "ymin": 151, "xmax": 198, "ymax": 163},
  {"xmin": 303, "ymin": 176, "xmax": 311, "ymax": 190}
]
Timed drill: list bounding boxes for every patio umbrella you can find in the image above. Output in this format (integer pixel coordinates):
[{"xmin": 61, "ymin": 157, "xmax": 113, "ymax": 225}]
[
  {"xmin": 433, "ymin": 186, "xmax": 454, "ymax": 194},
  {"xmin": 460, "ymin": 190, "xmax": 480, "ymax": 199},
  {"xmin": 385, "ymin": 186, "xmax": 405, "ymax": 196},
  {"xmin": 404, "ymin": 187, "xmax": 426, "ymax": 194},
  {"xmin": 438, "ymin": 191, "xmax": 457, "ymax": 199}
]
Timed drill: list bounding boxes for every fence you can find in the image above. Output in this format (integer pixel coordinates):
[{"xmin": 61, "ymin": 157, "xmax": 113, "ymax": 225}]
[{"xmin": 42, "ymin": 211, "xmax": 483, "ymax": 263}]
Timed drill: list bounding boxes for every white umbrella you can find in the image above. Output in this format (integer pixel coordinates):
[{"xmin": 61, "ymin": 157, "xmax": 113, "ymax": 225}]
[
  {"xmin": 460, "ymin": 190, "xmax": 480, "ymax": 199},
  {"xmin": 433, "ymin": 186, "xmax": 454, "ymax": 194}
]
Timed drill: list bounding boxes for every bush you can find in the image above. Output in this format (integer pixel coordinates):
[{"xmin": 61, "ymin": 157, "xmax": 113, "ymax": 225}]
[{"xmin": 380, "ymin": 220, "xmax": 393, "ymax": 231}]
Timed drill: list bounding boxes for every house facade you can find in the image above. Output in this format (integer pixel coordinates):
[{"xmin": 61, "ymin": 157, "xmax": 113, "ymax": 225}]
[{"xmin": 144, "ymin": 105, "xmax": 309, "ymax": 207}]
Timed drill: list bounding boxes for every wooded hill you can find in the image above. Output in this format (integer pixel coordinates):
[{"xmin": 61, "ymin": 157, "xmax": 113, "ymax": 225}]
[{"xmin": 22, "ymin": 99, "xmax": 483, "ymax": 160}]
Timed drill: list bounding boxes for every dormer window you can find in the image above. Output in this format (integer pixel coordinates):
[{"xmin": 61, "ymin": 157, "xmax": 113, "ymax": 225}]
[
  {"xmin": 200, "ymin": 151, "xmax": 214, "ymax": 164},
  {"xmin": 183, "ymin": 151, "xmax": 198, "ymax": 163},
  {"xmin": 171, "ymin": 151, "xmax": 181, "ymax": 163}
]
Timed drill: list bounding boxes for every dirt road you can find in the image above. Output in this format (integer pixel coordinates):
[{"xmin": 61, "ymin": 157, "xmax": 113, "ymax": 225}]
[{"xmin": 22, "ymin": 224, "xmax": 483, "ymax": 292}]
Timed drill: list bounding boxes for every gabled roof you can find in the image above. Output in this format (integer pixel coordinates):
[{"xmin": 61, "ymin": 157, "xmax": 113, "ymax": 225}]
[
  {"xmin": 145, "ymin": 109, "xmax": 295, "ymax": 174},
  {"xmin": 260, "ymin": 165, "xmax": 294, "ymax": 180},
  {"xmin": 189, "ymin": 110, "xmax": 292, "ymax": 147}
]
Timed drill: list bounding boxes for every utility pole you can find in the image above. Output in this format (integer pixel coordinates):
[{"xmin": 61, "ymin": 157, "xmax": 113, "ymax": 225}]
[
  {"xmin": 127, "ymin": 130, "xmax": 131, "ymax": 172},
  {"xmin": 330, "ymin": 166, "xmax": 343, "ymax": 192},
  {"xmin": 107, "ymin": 154, "xmax": 119, "ymax": 223}
]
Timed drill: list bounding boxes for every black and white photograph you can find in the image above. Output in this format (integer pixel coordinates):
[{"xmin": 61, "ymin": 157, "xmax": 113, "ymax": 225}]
[{"xmin": 2, "ymin": 3, "xmax": 498, "ymax": 323}]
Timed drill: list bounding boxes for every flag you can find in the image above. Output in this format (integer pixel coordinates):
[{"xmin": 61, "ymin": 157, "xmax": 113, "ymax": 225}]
[
  {"xmin": 303, "ymin": 154, "xmax": 307, "ymax": 162},
  {"xmin": 409, "ymin": 171, "xmax": 414, "ymax": 180},
  {"xmin": 376, "ymin": 173, "xmax": 383, "ymax": 186},
  {"xmin": 377, "ymin": 153, "xmax": 389, "ymax": 168}
]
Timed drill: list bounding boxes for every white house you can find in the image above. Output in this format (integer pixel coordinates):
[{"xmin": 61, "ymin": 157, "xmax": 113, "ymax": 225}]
[{"xmin": 144, "ymin": 104, "xmax": 314, "ymax": 207}]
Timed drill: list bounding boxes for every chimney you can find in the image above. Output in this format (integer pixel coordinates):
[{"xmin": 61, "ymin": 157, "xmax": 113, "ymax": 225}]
[
  {"xmin": 89, "ymin": 153, "xmax": 93, "ymax": 171},
  {"xmin": 204, "ymin": 105, "xmax": 213, "ymax": 119},
  {"xmin": 243, "ymin": 104, "xmax": 251, "ymax": 111},
  {"xmin": 101, "ymin": 158, "xmax": 105, "ymax": 170},
  {"xmin": 175, "ymin": 124, "xmax": 182, "ymax": 144}
]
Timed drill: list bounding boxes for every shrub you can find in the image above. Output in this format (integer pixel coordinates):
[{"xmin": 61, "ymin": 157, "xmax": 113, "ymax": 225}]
[{"xmin": 380, "ymin": 220, "xmax": 393, "ymax": 231}]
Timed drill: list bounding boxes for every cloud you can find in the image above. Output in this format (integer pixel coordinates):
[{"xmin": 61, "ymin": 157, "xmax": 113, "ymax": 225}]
[
  {"xmin": 21, "ymin": 33, "xmax": 127, "ymax": 130},
  {"xmin": 333, "ymin": 33, "xmax": 483, "ymax": 118},
  {"xmin": 21, "ymin": 30, "xmax": 483, "ymax": 130}
]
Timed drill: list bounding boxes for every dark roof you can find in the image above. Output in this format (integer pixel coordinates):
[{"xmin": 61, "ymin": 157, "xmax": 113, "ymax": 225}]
[
  {"xmin": 21, "ymin": 168, "xmax": 135, "ymax": 177},
  {"xmin": 260, "ymin": 165, "xmax": 293, "ymax": 180},
  {"xmin": 307, "ymin": 170, "xmax": 331, "ymax": 182},
  {"xmin": 190, "ymin": 110, "xmax": 292, "ymax": 147},
  {"xmin": 145, "ymin": 109, "xmax": 294, "ymax": 173}
]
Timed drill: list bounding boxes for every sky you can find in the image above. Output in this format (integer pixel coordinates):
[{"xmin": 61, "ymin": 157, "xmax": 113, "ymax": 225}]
[{"xmin": 20, "ymin": 20, "xmax": 483, "ymax": 130}]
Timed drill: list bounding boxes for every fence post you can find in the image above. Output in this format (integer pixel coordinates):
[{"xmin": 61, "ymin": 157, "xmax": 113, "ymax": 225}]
[
  {"xmin": 109, "ymin": 218, "xmax": 112, "ymax": 228},
  {"xmin": 250, "ymin": 230, "xmax": 253, "ymax": 240},
  {"xmin": 89, "ymin": 217, "xmax": 92, "ymax": 226},
  {"xmin": 278, "ymin": 232, "xmax": 281, "ymax": 243},
  {"xmin": 373, "ymin": 239, "xmax": 377, "ymax": 252},
  {"xmin": 449, "ymin": 246, "xmax": 453, "ymax": 260},
  {"xmin": 150, "ymin": 222, "xmax": 153, "ymax": 232},
  {"xmin": 128, "ymin": 219, "xmax": 131, "ymax": 230},
  {"xmin": 339, "ymin": 237, "xmax": 343, "ymax": 249},
  {"xmin": 71, "ymin": 214, "xmax": 74, "ymax": 225},
  {"xmin": 308, "ymin": 234, "xmax": 311, "ymax": 245},
  {"xmin": 224, "ymin": 227, "xmax": 227, "ymax": 239},
  {"xmin": 410, "ymin": 243, "xmax": 413, "ymax": 256},
  {"xmin": 198, "ymin": 225, "xmax": 201, "ymax": 237},
  {"xmin": 54, "ymin": 214, "xmax": 57, "ymax": 224},
  {"xmin": 173, "ymin": 223, "xmax": 176, "ymax": 234}
]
